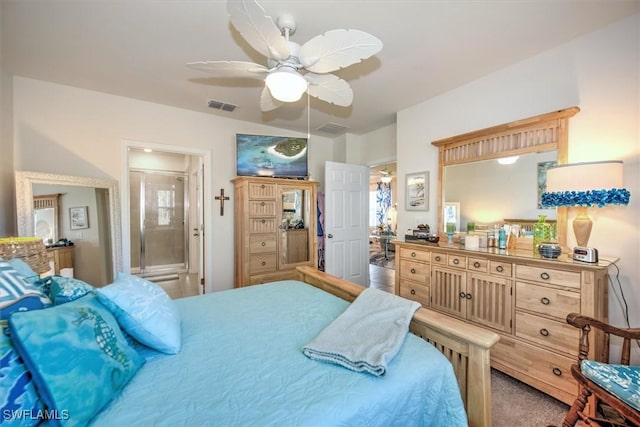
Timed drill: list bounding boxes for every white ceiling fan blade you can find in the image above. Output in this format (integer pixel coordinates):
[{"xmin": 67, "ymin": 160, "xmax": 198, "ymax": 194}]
[
  {"xmin": 299, "ymin": 29, "xmax": 383, "ymax": 73},
  {"xmin": 305, "ymin": 73, "xmax": 353, "ymax": 107},
  {"xmin": 260, "ymin": 87, "xmax": 283, "ymax": 111},
  {"xmin": 186, "ymin": 60, "xmax": 268, "ymax": 78},
  {"xmin": 227, "ymin": 0, "xmax": 290, "ymax": 61}
]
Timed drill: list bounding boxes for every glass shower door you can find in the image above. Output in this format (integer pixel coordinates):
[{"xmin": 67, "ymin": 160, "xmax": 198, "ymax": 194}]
[{"xmin": 130, "ymin": 171, "xmax": 188, "ymax": 274}]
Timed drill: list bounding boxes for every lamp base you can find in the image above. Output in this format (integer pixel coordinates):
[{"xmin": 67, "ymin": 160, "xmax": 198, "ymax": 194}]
[{"xmin": 573, "ymin": 207, "xmax": 592, "ymax": 247}]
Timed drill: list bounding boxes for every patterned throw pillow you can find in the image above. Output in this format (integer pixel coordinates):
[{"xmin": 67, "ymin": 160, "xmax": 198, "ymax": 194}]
[
  {"xmin": 0, "ymin": 261, "xmax": 51, "ymax": 315},
  {"xmin": 49, "ymin": 276, "xmax": 95, "ymax": 305},
  {"xmin": 0, "ymin": 261, "xmax": 50, "ymax": 426},
  {"xmin": 96, "ymin": 274, "xmax": 181, "ymax": 354},
  {"xmin": 8, "ymin": 294, "xmax": 145, "ymax": 427},
  {"xmin": 0, "ymin": 323, "xmax": 45, "ymax": 426}
]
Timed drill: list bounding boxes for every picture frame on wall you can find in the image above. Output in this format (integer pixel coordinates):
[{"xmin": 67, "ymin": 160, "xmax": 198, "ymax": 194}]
[
  {"xmin": 70, "ymin": 206, "xmax": 89, "ymax": 230},
  {"xmin": 406, "ymin": 172, "xmax": 428, "ymax": 211}
]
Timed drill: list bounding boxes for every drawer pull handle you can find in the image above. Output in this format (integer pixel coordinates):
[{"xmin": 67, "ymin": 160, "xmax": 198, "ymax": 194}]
[
  {"xmin": 261, "ymin": 184, "xmax": 265, "ymax": 189},
  {"xmin": 552, "ymin": 368, "xmax": 562, "ymax": 377},
  {"xmin": 261, "ymin": 219, "xmax": 266, "ymax": 224},
  {"xmin": 473, "ymin": 261, "xmax": 480, "ymax": 268},
  {"xmin": 496, "ymin": 265, "xmax": 504, "ymax": 273},
  {"xmin": 465, "ymin": 293, "xmax": 472, "ymax": 300},
  {"xmin": 540, "ymin": 297, "xmax": 550, "ymax": 305},
  {"xmin": 410, "ymin": 289, "xmax": 416, "ymax": 295},
  {"xmin": 435, "ymin": 256, "xmax": 441, "ymax": 262},
  {"xmin": 261, "ymin": 261, "xmax": 266, "ymax": 266},
  {"xmin": 539, "ymin": 328, "xmax": 550, "ymax": 337},
  {"xmin": 459, "ymin": 292, "xmax": 466, "ymax": 299},
  {"xmin": 411, "ymin": 252, "xmax": 416, "ymax": 257},
  {"xmin": 410, "ymin": 268, "xmax": 416, "ymax": 274},
  {"xmin": 261, "ymin": 202, "xmax": 265, "ymax": 206},
  {"xmin": 540, "ymin": 272, "xmax": 550, "ymax": 280},
  {"xmin": 261, "ymin": 242, "xmax": 266, "ymax": 246},
  {"xmin": 453, "ymin": 259, "xmax": 459, "ymax": 265}
]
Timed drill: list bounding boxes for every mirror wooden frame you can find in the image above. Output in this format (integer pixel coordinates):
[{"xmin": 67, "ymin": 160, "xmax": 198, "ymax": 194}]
[
  {"xmin": 432, "ymin": 106, "xmax": 580, "ymax": 248},
  {"xmin": 15, "ymin": 171, "xmax": 123, "ymax": 276}
]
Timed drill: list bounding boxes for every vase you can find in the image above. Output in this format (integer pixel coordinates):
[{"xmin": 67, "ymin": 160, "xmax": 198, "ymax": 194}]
[{"xmin": 533, "ymin": 215, "xmax": 552, "ymax": 253}]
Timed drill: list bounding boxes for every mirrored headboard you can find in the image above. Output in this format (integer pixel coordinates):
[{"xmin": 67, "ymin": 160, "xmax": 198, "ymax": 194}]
[
  {"xmin": 432, "ymin": 107, "xmax": 580, "ymax": 247},
  {"xmin": 15, "ymin": 171, "xmax": 122, "ymax": 276}
]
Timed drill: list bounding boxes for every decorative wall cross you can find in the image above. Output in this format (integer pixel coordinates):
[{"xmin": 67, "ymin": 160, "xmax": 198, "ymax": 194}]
[{"xmin": 214, "ymin": 188, "xmax": 230, "ymax": 216}]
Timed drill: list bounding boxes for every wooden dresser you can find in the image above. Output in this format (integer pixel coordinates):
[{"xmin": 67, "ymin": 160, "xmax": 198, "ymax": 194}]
[
  {"xmin": 394, "ymin": 240, "xmax": 613, "ymax": 404},
  {"xmin": 46, "ymin": 246, "xmax": 74, "ymax": 275},
  {"xmin": 232, "ymin": 177, "xmax": 318, "ymax": 287}
]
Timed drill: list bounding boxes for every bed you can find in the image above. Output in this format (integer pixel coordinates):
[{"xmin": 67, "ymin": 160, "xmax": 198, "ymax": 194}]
[{"xmin": 2, "ymin": 263, "xmax": 499, "ymax": 427}]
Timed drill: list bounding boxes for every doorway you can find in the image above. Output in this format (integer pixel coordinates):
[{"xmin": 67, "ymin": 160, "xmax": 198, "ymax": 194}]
[{"xmin": 369, "ymin": 162, "xmax": 397, "ymax": 271}]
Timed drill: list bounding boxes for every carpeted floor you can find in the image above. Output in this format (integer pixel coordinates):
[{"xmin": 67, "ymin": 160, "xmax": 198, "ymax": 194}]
[{"xmin": 492, "ymin": 369, "xmax": 569, "ymax": 426}]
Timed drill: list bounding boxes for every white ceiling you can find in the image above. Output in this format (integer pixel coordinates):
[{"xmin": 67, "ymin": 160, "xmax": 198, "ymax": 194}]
[{"xmin": 3, "ymin": 1, "xmax": 638, "ymax": 136}]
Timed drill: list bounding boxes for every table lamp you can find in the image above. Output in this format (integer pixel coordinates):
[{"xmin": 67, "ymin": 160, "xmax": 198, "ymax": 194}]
[
  {"xmin": 540, "ymin": 160, "xmax": 630, "ymax": 247},
  {"xmin": 0, "ymin": 237, "xmax": 50, "ymax": 274}
]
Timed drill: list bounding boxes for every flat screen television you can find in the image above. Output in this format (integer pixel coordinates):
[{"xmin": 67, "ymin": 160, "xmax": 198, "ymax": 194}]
[{"xmin": 236, "ymin": 133, "xmax": 308, "ymax": 178}]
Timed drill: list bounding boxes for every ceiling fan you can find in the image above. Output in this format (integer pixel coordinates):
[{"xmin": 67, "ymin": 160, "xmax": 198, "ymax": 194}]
[{"xmin": 187, "ymin": 0, "xmax": 383, "ymax": 111}]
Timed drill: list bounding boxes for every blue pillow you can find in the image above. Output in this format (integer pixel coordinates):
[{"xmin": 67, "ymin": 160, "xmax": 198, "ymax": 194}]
[
  {"xmin": 0, "ymin": 324, "xmax": 44, "ymax": 426},
  {"xmin": 0, "ymin": 261, "xmax": 51, "ymax": 313},
  {"xmin": 96, "ymin": 274, "xmax": 181, "ymax": 354},
  {"xmin": 6, "ymin": 258, "xmax": 40, "ymax": 284},
  {"xmin": 49, "ymin": 276, "xmax": 95, "ymax": 305},
  {"xmin": 8, "ymin": 294, "xmax": 145, "ymax": 427}
]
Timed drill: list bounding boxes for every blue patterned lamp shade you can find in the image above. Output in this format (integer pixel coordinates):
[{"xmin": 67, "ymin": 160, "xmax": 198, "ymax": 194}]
[{"xmin": 540, "ymin": 160, "xmax": 630, "ymax": 246}]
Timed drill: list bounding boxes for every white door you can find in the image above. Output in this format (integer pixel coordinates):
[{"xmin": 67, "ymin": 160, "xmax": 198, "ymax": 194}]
[{"xmin": 324, "ymin": 161, "xmax": 369, "ymax": 286}]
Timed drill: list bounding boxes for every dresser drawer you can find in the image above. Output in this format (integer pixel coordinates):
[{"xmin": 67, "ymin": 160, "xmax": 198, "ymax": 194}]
[
  {"xmin": 492, "ymin": 335, "xmax": 577, "ymax": 400},
  {"xmin": 249, "ymin": 234, "xmax": 276, "ymax": 254},
  {"xmin": 249, "ymin": 200, "xmax": 276, "ymax": 217},
  {"xmin": 249, "ymin": 217, "xmax": 277, "ymax": 233},
  {"xmin": 399, "ymin": 247, "xmax": 430, "ymax": 262},
  {"xmin": 399, "ymin": 279, "xmax": 429, "ymax": 307},
  {"xmin": 248, "ymin": 182, "xmax": 276, "ymax": 199},
  {"xmin": 399, "ymin": 259, "xmax": 430, "ymax": 283},
  {"xmin": 431, "ymin": 251, "xmax": 447, "ymax": 265},
  {"xmin": 516, "ymin": 282, "xmax": 580, "ymax": 320},
  {"xmin": 490, "ymin": 260, "xmax": 513, "ymax": 277},
  {"xmin": 515, "ymin": 311, "xmax": 579, "ymax": 356},
  {"xmin": 448, "ymin": 254, "xmax": 466, "ymax": 269},
  {"xmin": 249, "ymin": 253, "xmax": 277, "ymax": 274},
  {"xmin": 515, "ymin": 265, "xmax": 581, "ymax": 289},
  {"xmin": 468, "ymin": 257, "xmax": 488, "ymax": 273}
]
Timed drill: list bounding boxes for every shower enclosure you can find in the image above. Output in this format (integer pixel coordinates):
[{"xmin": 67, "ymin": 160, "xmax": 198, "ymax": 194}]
[{"xmin": 130, "ymin": 171, "xmax": 188, "ymax": 275}]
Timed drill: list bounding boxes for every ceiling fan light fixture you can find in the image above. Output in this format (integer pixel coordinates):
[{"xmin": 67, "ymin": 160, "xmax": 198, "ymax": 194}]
[
  {"xmin": 380, "ymin": 175, "xmax": 392, "ymax": 184},
  {"xmin": 265, "ymin": 67, "xmax": 308, "ymax": 102}
]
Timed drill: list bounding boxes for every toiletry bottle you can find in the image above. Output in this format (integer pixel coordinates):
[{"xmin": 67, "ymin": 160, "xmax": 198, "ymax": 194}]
[{"xmin": 498, "ymin": 228, "xmax": 507, "ymax": 249}]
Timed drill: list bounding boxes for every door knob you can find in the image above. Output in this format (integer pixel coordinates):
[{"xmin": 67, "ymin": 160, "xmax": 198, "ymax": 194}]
[{"xmin": 327, "ymin": 234, "xmax": 333, "ymax": 238}]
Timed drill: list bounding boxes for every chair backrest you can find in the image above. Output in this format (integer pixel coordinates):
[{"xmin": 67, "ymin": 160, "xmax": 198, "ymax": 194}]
[{"xmin": 567, "ymin": 313, "xmax": 640, "ymax": 366}]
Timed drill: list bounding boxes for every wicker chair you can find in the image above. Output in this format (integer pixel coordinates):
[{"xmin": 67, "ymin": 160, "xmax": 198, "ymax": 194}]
[{"xmin": 554, "ymin": 313, "xmax": 640, "ymax": 427}]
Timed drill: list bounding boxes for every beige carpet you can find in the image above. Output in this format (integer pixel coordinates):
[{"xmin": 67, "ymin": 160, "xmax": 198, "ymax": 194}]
[{"xmin": 492, "ymin": 369, "xmax": 569, "ymax": 427}]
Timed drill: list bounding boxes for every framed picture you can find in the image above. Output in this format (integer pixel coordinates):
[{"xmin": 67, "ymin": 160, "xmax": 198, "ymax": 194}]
[
  {"xmin": 406, "ymin": 172, "xmax": 428, "ymax": 211},
  {"xmin": 70, "ymin": 206, "xmax": 89, "ymax": 230}
]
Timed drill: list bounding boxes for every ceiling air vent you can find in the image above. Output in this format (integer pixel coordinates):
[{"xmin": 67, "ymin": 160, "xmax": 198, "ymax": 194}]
[
  {"xmin": 316, "ymin": 122, "xmax": 350, "ymax": 134},
  {"xmin": 208, "ymin": 99, "xmax": 237, "ymax": 112}
]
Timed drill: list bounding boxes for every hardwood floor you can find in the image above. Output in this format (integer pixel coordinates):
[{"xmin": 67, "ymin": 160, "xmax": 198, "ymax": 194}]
[{"xmin": 369, "ymin": 263, "xmax": 395, "ymax": 293}]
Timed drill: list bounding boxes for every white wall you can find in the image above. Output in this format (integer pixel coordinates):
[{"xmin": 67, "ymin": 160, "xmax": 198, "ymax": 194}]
[
  {"xmin": 397, "ymin": 14, "xmax": 640, "ymax": 354},
  {"xmin": 0, "ymin": 2, "xmax": 15, "ymax": 236},
  {"xmin": 12, "ymin": 77, "xmax": 335, "ymax": 292}
]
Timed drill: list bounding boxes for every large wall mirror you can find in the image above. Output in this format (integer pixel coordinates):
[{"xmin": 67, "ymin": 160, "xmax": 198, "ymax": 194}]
[
  {"xmin": 432, "ymin": 107, "xmax": 580, "ymax": 247},
  {"xmin": 16, "ymin": 171, "xmax": 122, "ymax": 283}
]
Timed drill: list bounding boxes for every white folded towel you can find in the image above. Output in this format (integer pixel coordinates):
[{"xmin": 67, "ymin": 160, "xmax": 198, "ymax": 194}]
[{"xmin": 302, "ymin": 288, "xmax": 420, "ymax": 376}]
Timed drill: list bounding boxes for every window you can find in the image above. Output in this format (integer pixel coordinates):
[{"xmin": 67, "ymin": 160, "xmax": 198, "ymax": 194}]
[{"xmin": 157, "ymin": 189, "xmax": 175, "ymax": 226}]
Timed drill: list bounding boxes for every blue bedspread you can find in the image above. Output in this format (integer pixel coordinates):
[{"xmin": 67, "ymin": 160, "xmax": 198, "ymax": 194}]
[{"xmin": 90, "ymin": 281, "xmax": 467, "ymax": 426}]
